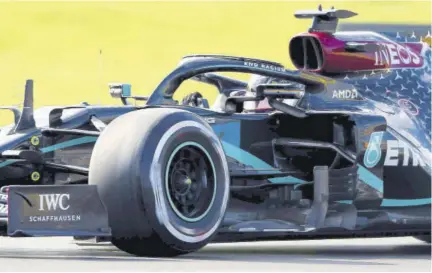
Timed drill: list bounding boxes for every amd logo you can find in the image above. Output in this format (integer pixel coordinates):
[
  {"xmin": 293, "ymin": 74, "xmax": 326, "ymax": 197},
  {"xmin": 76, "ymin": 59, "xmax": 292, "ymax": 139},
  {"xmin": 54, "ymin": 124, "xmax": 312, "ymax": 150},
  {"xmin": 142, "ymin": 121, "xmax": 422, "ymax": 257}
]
[
  {"xmin": 39, "ymin": 194, "xmax": 70, "ymax": 211},
  {"xmin": 332, "ymin": 88, "xmax": 358, "ymax": 100}
]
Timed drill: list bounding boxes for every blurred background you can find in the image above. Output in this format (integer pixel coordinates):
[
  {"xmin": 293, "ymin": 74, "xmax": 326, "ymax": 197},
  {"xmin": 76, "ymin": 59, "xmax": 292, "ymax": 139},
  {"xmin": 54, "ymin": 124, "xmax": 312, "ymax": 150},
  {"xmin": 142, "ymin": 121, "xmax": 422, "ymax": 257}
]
[{"xmin": 0, "ymin": 0, "xmax": 430, "ymax": 125}]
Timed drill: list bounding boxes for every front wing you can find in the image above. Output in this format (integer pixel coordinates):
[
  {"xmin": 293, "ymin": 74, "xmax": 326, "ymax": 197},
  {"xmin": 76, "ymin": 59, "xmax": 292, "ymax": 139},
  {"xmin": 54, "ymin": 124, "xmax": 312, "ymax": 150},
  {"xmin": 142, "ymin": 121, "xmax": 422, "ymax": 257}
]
[{"xmin": 1, "ymin": 185, "xmax": 111, "ymax": 238}]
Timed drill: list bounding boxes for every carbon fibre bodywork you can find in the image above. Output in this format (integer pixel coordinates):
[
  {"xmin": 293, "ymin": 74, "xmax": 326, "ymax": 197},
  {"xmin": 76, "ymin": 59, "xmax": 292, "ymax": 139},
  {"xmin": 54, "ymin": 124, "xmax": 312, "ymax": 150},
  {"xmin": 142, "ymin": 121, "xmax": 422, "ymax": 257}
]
[{"xmin": 0, "ymin": 12, "xmax": 431, "ymax": 241}]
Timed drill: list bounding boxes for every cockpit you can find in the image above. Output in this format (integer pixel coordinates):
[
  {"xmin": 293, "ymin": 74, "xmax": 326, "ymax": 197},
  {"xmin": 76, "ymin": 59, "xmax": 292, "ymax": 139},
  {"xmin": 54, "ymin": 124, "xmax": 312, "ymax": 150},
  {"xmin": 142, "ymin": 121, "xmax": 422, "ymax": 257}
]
[
  {"xmin": 108, "ymin": 54, "xmax": 328, "ymax": 118},
  {"xmin": 110, "ymin": 70, "xmax": 306, "ymax": 115},
  {"xmin": 179, "ymin": 73, "xmax": 305, "ymax": 114}
]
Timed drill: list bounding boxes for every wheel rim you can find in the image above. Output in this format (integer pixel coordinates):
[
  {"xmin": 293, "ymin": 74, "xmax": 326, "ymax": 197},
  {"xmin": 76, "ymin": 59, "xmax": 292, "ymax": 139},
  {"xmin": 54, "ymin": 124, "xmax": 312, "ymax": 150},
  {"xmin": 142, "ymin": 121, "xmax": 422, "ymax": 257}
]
[{"xmin": 165, "ymin": 142, "xmax": 217, "ymax": 222}]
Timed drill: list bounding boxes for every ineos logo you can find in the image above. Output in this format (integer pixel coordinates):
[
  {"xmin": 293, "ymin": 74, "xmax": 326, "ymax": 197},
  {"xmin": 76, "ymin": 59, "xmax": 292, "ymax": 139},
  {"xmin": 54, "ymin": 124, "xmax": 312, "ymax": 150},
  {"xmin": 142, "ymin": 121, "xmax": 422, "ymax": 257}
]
[
  {"xmin": 39, "ymin": 194, "xmax": 70, "ymax": 211},
  {"xmin": 374, "ymin": 43, "xmax": 421, "ymax": 66}
]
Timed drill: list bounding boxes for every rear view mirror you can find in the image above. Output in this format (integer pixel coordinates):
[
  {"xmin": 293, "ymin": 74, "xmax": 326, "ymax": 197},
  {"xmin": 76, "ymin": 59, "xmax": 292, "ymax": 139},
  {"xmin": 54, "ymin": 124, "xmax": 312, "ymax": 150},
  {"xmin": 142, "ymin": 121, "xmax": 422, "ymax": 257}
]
[
  {"xmin": 109, "ymin": 83, "xmax": 132, "ymax": 98},
  {"xmin": 108, "ymin": 83, "xmax": 148, "ymax": 106}
]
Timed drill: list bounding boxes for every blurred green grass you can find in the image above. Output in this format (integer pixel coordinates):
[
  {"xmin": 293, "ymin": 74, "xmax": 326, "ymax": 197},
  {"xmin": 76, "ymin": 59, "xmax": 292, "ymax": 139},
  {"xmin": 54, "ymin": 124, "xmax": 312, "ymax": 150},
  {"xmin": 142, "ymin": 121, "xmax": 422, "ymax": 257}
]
[{"xmin": 0, "ymin": 1, "xmax": 430, "ymax": 125}]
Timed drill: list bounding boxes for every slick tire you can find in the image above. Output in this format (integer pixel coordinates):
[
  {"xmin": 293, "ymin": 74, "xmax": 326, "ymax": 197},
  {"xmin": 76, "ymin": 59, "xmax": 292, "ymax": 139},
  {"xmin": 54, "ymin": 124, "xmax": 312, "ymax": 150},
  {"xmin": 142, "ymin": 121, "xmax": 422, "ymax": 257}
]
[{"xmin": 88, "ymin": 108, "xmax": 230, "ymax": 257}]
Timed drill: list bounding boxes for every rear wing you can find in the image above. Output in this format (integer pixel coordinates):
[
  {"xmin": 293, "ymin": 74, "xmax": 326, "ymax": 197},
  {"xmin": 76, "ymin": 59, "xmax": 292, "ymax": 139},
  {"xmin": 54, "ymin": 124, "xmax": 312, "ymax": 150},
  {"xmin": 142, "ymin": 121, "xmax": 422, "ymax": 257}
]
[{"xmin": 294, "ymin": 5, "xmax": 357, "ymax": 33}]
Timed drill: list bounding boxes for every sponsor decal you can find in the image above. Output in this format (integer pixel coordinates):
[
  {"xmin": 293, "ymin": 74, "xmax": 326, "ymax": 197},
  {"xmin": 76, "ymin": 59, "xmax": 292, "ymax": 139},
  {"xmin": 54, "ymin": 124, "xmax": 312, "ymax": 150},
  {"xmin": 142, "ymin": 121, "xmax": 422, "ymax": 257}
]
[
  {"xmin": 38, "ymin": 193, "xmax": 70, "ymax": 211},
  {"xmin": 374, "ymin": 42, "xmax": 422, "ymax": 67},
  {"xmin": 15, "ymin": 192, "xmax": 81, "ymax": 223},
  {"xmin": 384, "ymin": 140, "xmax": 425, "ymax": 167},
  {"xmin": 332, "ymin": 88, "xmax": 358, "ymax": 100},
  {"xmin": 243, "ymin": 61, "xmax": 286, "ymax": 72},
  {"xmin": 28, "ymin": 215, "xmax": 80, "ymax": 222},
  {"xmin": 364, "ymin": 131, "xmax": 426, "ymax": 167},
  {"xmin": 398, "ymin": 99, "xmax": 419, "ymax": 116},
  {"xmin": 364, "ymin": 131, "xmax": 384, "ymax": 168}
]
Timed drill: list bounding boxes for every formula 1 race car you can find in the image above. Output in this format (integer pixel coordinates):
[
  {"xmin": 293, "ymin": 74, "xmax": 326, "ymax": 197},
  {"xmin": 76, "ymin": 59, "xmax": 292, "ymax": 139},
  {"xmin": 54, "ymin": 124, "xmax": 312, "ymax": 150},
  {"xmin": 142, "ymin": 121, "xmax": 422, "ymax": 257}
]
[{"xmin": 0, "ymin": 7, "xmax": 431, "ymax": 256}]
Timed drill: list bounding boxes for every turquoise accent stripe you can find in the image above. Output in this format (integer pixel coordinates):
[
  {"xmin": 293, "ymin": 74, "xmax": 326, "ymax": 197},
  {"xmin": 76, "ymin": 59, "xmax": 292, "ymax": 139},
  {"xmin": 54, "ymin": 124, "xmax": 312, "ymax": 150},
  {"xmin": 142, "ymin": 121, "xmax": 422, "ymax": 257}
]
[
  {"xmin": 269, "ymin": 176, "xmax": 306, "ymax": 184},
  {"xmin": 211, "ymin": 122, "xmax": 240, "ymax": 146},
  {"xmin": 381, "ymin": 198, "xmax": 432, "ymax": 207},
  {"xmin": 0, "ymin": 159, "xmax": 19, "ymax": 168},
  {"xmin": 336, "ymin": 199, "xmax": 431, "ymax": 207},
  {"xmin": 0, "ymin": 136, "xmax": 98, "ymax": 168},
  {"xmin": 336, "ymin": 200, "xmax": 354, "ymax": 204},
  {"xmin": 357, "ymin": 165, "xmax": 383, "ymax": 193},
  {"xmin": 40, "ymin": 136, "xmax": 98, "ymax": 153},
  {"xmin": 212, "ymin": 122, "xmax": 304, "ymax": 184},
  {"xmin": 221, "ymin": 141, "xmax": 305, "ymax": 184},
  {"xmin": 222, "ymin": 141, "xmax": 273, "ymax": 170}
]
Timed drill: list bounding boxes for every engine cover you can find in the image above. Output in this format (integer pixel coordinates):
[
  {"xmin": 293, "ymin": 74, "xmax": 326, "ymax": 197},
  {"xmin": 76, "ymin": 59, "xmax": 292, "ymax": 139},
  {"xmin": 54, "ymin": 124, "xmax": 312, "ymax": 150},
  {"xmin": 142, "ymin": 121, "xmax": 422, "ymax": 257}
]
[{"xmin": 289, "ymin": 31, "xmax": 426, "ymax": 73}]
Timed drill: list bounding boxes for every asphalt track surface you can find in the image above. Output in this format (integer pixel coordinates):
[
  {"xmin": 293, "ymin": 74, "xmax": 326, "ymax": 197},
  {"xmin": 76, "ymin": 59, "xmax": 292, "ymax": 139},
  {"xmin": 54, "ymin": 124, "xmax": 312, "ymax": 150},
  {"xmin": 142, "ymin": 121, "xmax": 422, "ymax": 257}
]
[{"xmin": 0, "ymin": 237, "xmax": 430, "ymax": 272}]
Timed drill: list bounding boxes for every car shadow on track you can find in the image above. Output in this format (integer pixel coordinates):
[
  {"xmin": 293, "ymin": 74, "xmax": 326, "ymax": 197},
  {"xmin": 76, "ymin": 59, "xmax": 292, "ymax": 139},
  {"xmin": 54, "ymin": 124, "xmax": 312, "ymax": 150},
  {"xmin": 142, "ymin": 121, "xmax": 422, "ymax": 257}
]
[
  {"xmin": 184, "ymin": 242, "xmax": 431, "ymax": 265},
  {"xmin": 0, "ymin": 241, "xmax": 429, "ymax": 266}
]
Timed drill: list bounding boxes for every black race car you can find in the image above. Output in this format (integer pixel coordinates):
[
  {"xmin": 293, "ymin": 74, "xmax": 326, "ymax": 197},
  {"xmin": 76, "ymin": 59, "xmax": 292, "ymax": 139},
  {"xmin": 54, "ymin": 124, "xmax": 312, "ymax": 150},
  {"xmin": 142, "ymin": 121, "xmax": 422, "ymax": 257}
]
[{"xmin": 0, "ymin": 7, "xmax": 430, "ymax": 256}]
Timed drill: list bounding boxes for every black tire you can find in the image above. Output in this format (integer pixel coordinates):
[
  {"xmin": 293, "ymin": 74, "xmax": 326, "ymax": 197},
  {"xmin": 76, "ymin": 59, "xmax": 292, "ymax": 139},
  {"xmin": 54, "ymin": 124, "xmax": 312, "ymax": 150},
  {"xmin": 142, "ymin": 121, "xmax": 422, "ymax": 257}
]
[
  {"xmin": 414, "ymin": 235, "xmax": 431, "ymax": 244},
  {"xmin": 88, "ymin": 108, "xmax": 230, "ymax": 257}
]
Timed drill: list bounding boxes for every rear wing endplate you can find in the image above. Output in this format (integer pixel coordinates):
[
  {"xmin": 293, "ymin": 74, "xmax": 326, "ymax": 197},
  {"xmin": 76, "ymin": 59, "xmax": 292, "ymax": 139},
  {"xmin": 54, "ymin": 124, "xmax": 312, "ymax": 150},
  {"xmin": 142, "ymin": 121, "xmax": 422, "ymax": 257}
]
[{"xmin": 294, "ymin": 5, "xmax": 357, "ymax": 33}]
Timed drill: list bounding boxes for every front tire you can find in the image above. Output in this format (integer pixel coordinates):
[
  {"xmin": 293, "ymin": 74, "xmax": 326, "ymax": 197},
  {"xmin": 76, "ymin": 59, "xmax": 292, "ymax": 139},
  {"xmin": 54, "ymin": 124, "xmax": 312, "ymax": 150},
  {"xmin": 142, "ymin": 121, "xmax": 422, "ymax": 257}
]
[{"xmin": 89, "ymin": 108, "xmax": 230, "ymax": 256}]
